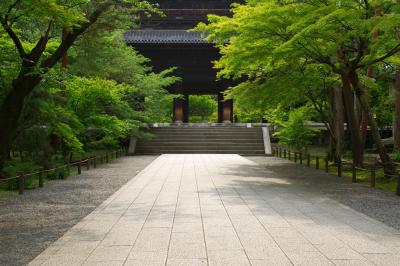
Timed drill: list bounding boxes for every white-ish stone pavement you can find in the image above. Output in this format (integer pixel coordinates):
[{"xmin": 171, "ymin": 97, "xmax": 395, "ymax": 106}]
[{"xmin": 29, "ymin": 154, "xmax": 400, "ymax": 266}]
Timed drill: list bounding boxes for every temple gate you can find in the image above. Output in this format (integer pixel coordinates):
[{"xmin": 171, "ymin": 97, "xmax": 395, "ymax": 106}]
[{"xmin": 125, "ymin": 0, "xmax": 239, "ymax": 123}]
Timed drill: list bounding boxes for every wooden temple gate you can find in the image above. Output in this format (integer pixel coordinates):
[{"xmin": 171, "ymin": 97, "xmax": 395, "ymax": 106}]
[{"xmin": 125, "ymin": 0, "xmax": 239, "ymax": 123}]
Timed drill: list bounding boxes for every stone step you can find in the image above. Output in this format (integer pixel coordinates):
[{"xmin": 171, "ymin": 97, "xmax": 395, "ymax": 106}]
[
  {"xmin": 136, "ymin": 145, "xmax": 265, "ymax": 150},
  {"xmin": 148, "ymin": 134, "xmax": 263, "ymax": 138},
  {"xmin": 147, "ymin": 139, "xmax": 264, "ymax": 142},
  {"xmin": 134, "ymin": 127, "xmax": 266, "ymax": 155},
  {"xmin": 138, "ymin": 140, "xmax": 264, "ymax": 144},
  {"xmin": 135, "ymin": 150, "xmax": 265, "ymax": 155}
]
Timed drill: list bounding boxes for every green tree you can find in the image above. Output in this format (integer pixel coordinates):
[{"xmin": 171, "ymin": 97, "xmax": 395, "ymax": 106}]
[
  {"xmin": 196, "ymin": 0, "xmax": 400, "ymax": 175},
  {"xmin": 189, "ymin": 95, "xmax": 217, "ymax": 122},
  {"xmin": 0, "ymin": 0, "xmax": 156, "ymax": 171}
]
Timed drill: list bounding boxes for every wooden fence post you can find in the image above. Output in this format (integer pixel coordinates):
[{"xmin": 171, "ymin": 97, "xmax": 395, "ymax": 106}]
[
  {"xmin": 299, "ymin": 152, "xmax": 303, "ymax": 165},
  {"xmin": 352, "ymin": 163, "xmax": 357, "ymax": 183},
  {"xmin": 86, "ymin": 159, "xmax": 90, "ymax": 171},
  {"xmin": 55, "ymin": 166, "xmax": 60, "ymax": 179},
  {"xmin": 94, "ymin": 157, "xmax": 97, "ymax": 168},
  {"xmin": 18, "ymin": 172, "xmax": 24, "ymax": 195},
  {"xmin": 316, "ymin": 156, "xmax": 320, "ymax": 169},
  {"xmin": 288, "ymin": 150, "xmax": 291, "ymax": 160},
  {"xmin": 307, "ymin": 154, "xmax": 310, "ymax": 167},
  {"xmin": 294, "ymin": 152, "xmax": 297, "ymax": 163},
  {"xmin": 284, "ymin": 149, "xmax": 287, "ymax": 159},
  {"xmin": 77, "ymin": 162, "xmax": 82, "ymax": 175},
  {"xmin": 38, "ymin": 168, "xmax": 44, "ymax": 188},
  {"xmin": 396, "ymin": 172, "xmax": 400, "ymax": 196},
  {"xmin": 371, "ymin": 164, "xmax": 376, "ymax": 188},
  {"xmin": 325, "ymin": 158, "xmax": 329, "ymax": 173},
  {"xmin": 337, "ymin": 160, "xmax": 342, "ymax": 177}
]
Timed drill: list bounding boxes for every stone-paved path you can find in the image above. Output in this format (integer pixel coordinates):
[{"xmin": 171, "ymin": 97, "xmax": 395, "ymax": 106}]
[{"xmin": 29, "ymin": 154, "xmax": 400, "ymax": 266}]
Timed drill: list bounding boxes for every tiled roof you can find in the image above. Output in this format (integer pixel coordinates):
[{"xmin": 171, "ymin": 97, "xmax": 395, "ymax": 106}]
[{"xmin": 124, "ymin": 30, "xmax": 210, "ymax": 44}]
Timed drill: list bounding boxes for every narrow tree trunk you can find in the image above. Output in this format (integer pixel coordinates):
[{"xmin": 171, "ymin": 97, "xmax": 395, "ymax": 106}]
[
  {"xmin": 350, "ymin": 72, "xmax": 396, "ymax": 176},
  {"xmin": 341, "ymin": 73, "xmax": 364, "ymax": 166},
  {"xmin": 333, "ymin": 84, "xmax": 345, "ymax": 161},
  {"xmin": 329, "ymin": 88, "xmax": 337, "ymax": 161},
  {"xmin": 394, "ymin": 71, "xmax": 400, "ymax": 150}
]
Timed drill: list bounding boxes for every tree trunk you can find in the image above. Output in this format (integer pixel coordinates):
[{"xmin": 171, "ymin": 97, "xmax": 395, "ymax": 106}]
[
  {"xmin": 349, "ymin": 72, "xmax": 396, "ymax": 176},
  {"xmin": 0, "ymin": 69, "xmax": 41, "ymax": 173},
  {"xmin": 341, "ymin": 73, "xmax": 364, "ymax": 166},
  {"xmin": 394, "ymin": 71, "xmax": 400, "ymax": 150},
  {"xmin": 333, "ymin": 84, "xmax": 345, "ymax": 161}
]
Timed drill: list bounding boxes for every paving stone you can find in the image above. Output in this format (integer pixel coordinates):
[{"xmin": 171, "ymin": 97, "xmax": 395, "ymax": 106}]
[
  {"xmin": 362, "ymin": 253, "xmax": 400, "ymax": 266},
  {"xmin": 166, "ymin": 258, "xmax": 208, "ymax": 266},
  {"xmin": 85, "ymin": 245, "xmax": 132, "ymax": 262},
  {"xmin": 28, "ymin": 154, "xmax": 400, "ymax": 266},
  {"xmin": 208, "ymin": 250, "xmax": 250, "ymax": 266}
]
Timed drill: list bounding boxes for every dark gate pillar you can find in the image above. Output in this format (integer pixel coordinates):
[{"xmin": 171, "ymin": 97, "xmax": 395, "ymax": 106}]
[
  {"xmin": 173, "ymin": 95, "xmax": 189, "ymax": 123},
  {"xmin": 218, "ymin": 93, "xmax": 233, "ymax": 123}
]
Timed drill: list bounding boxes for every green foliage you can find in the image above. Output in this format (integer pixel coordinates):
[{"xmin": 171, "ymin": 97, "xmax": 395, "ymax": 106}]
[
  {"xmin": 395, "ymin": 151, "xmax": 400, "ymax": 162},
  {"xmin": 189, "ymin": 95, "xmax": 217, "ymax": 122},
  {"xmin": 66, "ymin": 76, "xmax": 137, "ymax": 149},
  {"xmin": 273, "ymin": 107, "xmax": 319, "ymax": 151},
  {"xmin": 0, "ymin": 0, "xmax": 179, "ymax": 180},
  {"xmin": 2, "ymin": 160, "xmax": 39, "ymax": 189}
]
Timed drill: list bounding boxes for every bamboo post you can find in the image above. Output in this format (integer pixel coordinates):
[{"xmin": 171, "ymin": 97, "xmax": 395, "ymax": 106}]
[
  {"xmin": 18, "ymin": 172, "xmax": 24, "ymax": 195},
  {"xmin": 316, "ymin": 156, "xmax": 320, "ymax": 169},
  {"xmin": 307, "ymin": 154, "xmax": 310, "ymax": 167},
  {"xmin": 86, "ymin": 159, "xmax": 90, "ymax": 171},
  {"xmin": 38, "ymin": 168, "xmax": 44, "ymax": 188},
  {"xmin": 299, "ymin": 152, "xmax": 303, "ymax": 165},
  {"xmin": 279, "ymin": 147, "xmax": 282, "ymax": 158},
  {"xmin": 352, "ymin": 163, "xmax": 357, "ymax": 183},
  {"xmin": 337, "ymin": 160, "xmax": 342, "ymax": 177}
]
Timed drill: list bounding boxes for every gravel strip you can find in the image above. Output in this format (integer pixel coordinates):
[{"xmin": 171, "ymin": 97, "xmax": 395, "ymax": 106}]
[
  {"xmin": 0, "ymin": 155, "xmax": 157, "ymax": 266},
  {"xmin": 246, "ymin": 156, "xmax": 400, "ymax": 231}
]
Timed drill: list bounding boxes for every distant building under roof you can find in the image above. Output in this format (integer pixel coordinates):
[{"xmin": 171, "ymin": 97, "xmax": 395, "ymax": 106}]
[{"xmin": 126, "ymin": 0, "xmax": 243, "ymax": 123}]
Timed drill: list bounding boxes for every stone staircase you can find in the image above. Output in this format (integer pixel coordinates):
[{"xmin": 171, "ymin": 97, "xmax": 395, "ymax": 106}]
[{"xmin": 134, "ymin": 126, "xmax": 266, "ymax": 155}]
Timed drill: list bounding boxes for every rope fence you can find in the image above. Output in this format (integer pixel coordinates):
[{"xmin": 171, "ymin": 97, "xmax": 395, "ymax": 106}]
[
  {"xmin": 271, "ymin": 144, "xmax": 400, "ymax": 197},
  {"xmin": 0, "ymin": 148, "xmax": 128, "ymax": 195}
]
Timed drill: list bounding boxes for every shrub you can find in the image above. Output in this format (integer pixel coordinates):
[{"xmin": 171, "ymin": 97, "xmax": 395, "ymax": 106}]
[
  {"xmin": 273, "ymin": 107, "xmax": 319, "ymax": 151},
  {"xmin": 2, "ymin": 161, "xmax": 39, "ymax": 189}
]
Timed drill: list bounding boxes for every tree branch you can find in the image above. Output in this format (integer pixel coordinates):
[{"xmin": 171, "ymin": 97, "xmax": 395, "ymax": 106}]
[
  {"xmin": 0, "ymin": 20, "xmax": 26, "ymax": 58},
  {"xmin": 41, "ymin": 2, "xmax": 113, "ymax": 69},
  {"xmin": 4, "ymin": 0, "xmax": 21, "ymax": 21},
  {"xmin": 359, "ymin": 43, "xmax": 400, "ymax": 68},
  {"xmin": 27, "ymin": 21, "xmax": 53, "ymax": 62}
]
